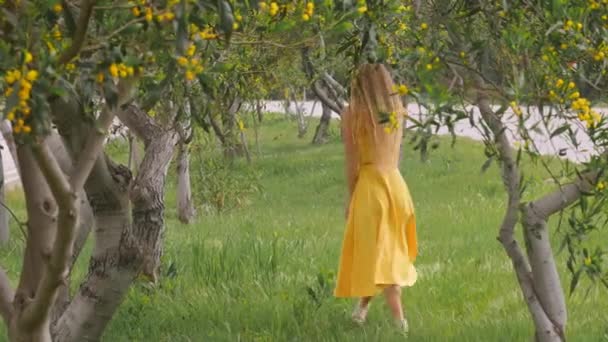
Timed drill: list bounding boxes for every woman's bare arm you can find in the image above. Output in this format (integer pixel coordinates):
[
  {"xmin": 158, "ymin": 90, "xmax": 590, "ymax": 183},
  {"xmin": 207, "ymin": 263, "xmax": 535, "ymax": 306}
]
[{"xmin": 342, "ymin": 108, "xmax": 359, "ymax": 217}]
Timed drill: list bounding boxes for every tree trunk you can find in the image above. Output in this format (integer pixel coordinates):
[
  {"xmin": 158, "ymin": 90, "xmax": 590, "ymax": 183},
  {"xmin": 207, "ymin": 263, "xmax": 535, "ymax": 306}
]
[
  {"xmin": 46, "ymin": 133, "xmax": 94, "ymax": 324},
  {"xmin": 128, "ymin": 132, "xmax": 142, "ymax": 175},
  {"xmin": 0, "ymin": 147, "xmax": 9, "ymax": 245},
  {"xmin": 118, "ymin": 104, "xmax": 179, "ymax": 282},
  {"xmin": 14, "ymin": 142, "xmax": 57, "ymax": 316},
  {"xmin": 222, "ymin": 98, "xmax": 244, "ymax": 159},
  {"xmin": 176, "ymin": 141, "xmax": 195, "ymax": 224},
  {"xmin": 475, "ymin": 83, "xmax": 564, "ymax": 342},
  {"xmin": 522, "ymin": 205, "xmax": 567, "ymax": 341},
  {"xmin": 255, "ymin": 100, "xmax": 263, "ymax": 123},
  {"xmin": 291, "ymin": 91, "xmax": 308, "ymax": 138},
  {"xmin": 1, "ymin": 120, "xmax": 19, "ymax": 174},
  {"xmin": 312, "ymin": 102, "xmax": 332, "ymax": 144},
  {"xmin": 53, "ymin": 156, "xmax": 136, "ymax": 342}
]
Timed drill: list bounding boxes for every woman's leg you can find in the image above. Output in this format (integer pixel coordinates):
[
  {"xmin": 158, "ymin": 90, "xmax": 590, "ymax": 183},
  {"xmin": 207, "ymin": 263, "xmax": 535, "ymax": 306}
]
[
  {"xmin": 352, "ymin": 296, "xmax": 373, "ymax": 323},
  {"xmin": 383, "ymin": 285, "xmax": 404, "ymax": 321}
]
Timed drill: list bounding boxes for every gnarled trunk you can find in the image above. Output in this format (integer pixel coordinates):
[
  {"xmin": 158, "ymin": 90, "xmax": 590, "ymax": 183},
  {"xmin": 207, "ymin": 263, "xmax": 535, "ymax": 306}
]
[
  {"xmin": 222, "ymin": 98, "xmax": 245, "ymax": 159},
  {"xmin": 119, "ymin": 104, "xmax": 179, "ymax": 282},
  {"xmin": 312, "ymin": 102, "xmax": 332, "ymax": 145},
  {"xmin": 0, "ymin": 148, "xmax": 9, "ymax": 245},
  {"xmin": 476, "ymin": 82, "xmax": 566, "ymax": 342},
  {"xmin": 176, "ymin": 141, "xmax": 195, "ymax": 224},
  {"xmin": 53, "ymin": 156, "xmax": 136, "ymax": 342}
]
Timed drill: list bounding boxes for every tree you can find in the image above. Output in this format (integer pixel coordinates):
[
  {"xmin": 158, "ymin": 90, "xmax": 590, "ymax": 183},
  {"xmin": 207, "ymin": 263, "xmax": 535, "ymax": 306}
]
[{"xmin": 346, "ymin": 1, "xmax": 608, "ymax": 340}]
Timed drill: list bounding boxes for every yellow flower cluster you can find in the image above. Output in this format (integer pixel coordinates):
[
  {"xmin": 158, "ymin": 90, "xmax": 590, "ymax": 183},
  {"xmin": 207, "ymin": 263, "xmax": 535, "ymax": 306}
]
[
  {"xmin": 563, "ymin": 19, "xmax": 583, "ymax": 31},
  {"xmin": 260, "ymin": 2, "xmax": 279, "ymax": 16},
  {"xmin": 52, "ymin": 3, "xmax": 62, "ymax": 13},
  {"xmin": 510, "ymin": 101, "xmax": 523, "ymax": 117},
  {"xmin": 177, "ymin": 45, "xmax": 204, "ymax": 81},
  {"xmin": 233, "ymin": 13, "xmax": 243, "ymax": 30},
  {"xmin": 572, "ymin": 97, "xmax": 601, "ymax": 128},
  {"xmin": 392, "ymin": 84, "xmax": 409, "ymax": 96},
  {"xmin": 357, "ymin": 0, "xmax": 367, "ymax": 14},
  {"xmin": 397, "ymin": 5, "xmax": 412, "ymax": 12},
  {"xmin": 547, "ymin": 78, "xmax": 601, "ymax": 128},
  {"xmin": 109, "ymin": 63, "xmax": 135, "ymax": 79},
  {"xmin": 588, "ymin": 0, "xmax": 602, "ymax": 10},
  {"xmin": 237, "ymin": 119, "xmax": 246, "ymax": 132},
  {"xmin": 591, "ymin": 44, "xmax": 608, "ymax": 61},
  {"xmin": 383, "ymin": 111, "xmax": 399, "ymax": 133},
  {"xmin": 156, "ymin": 11, "xmax": 175, "ymax": 22},
  {"xmin": 3, "ymin": 66, "xmax": 37, "ymax": 134},
  {"xmin": 190, "ymin": 24, "xmax": 218, "ymax": 40},
  {"xmin": 302, "ymin": 2, "xmax": 314, "ymax": 21},
  {"xmin": 597, "ymin": 180, "xmax": 605, "ymax": 190}
]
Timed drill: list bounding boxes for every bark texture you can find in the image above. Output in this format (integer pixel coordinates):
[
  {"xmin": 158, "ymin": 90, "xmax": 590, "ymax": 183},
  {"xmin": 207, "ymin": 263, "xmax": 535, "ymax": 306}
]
[
  {"xmin": 312, "ymin": 102, "xmax": 332, "ymax": 145},
  {"xmin": 176, "ymin": 141, "xmax": 195, "ymax": 224},
  {"xmin": 0, "ymin": 148, "xmax": 9, "ymax": 245},
  {"xmin": 476, "ymin": 81, "xmax": 567, "ymax": 342},
  {"xmin": 118, "ymin": 104, "xmax": 179, "ymax": 282}
]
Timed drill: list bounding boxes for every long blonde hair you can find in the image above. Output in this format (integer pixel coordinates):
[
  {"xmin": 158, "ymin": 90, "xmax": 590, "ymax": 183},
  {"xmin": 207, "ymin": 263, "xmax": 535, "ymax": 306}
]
[{"xmin": 349, "ymin": 64, "xmax": 406, "ymax": 143}]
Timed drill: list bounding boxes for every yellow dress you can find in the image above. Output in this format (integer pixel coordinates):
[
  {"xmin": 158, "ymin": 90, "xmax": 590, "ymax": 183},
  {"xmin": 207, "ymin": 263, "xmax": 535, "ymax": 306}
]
[{"xmin": 334, "ymin": 122, "xmax": 418, "ymax": 298}]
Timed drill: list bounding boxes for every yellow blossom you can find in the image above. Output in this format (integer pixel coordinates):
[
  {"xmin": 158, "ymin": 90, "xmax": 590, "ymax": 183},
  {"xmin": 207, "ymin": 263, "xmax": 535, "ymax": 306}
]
[
  {"xmin": 132, "ymin": 6, "xmax": 141, "ymax": 16},
  {"xmin": 186, "ymin": 44, "xmax": 196, "ymax": 57},
  {"xmin": 26, "ymin": 70, "xmax": 39, "ymax": 81},
  {"xmin": 185, "ymin": 71, "xmax": 195, "ymax": 81},
  {"xmin": 393, "ymin": 84, "xmax": 409, "ymax": 96},
  {"xmin": 53, "ymin": 3, "xmax": 63, "ymax": 13},
  {"xmin": 177, "ymin": 57, "xmax": 188, "ymax": 67},
  {"xmin": 24, "ymin": 51, "xmax": 33, "ymax": 63},
  {"xmin": 269, "ymin": 2, "xmax": 279, "ymax": 16},
  {"xmin": 109, "ymin": 63, "xmax": 119, "ymax": 78},
  {"xmin": 357, "ymin": 6, "xmax": 367, "ymax": 14},
  {"xmin": 145, "ymin": 7, "xmax": 153, "ymax": 22},
  {"xmin": 420, "ymin": 22, "xmax": 428, "ymax": 30}
]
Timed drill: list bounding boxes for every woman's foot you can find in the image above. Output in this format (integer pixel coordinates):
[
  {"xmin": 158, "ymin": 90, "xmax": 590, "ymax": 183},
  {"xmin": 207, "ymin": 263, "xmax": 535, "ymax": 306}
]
[
  {"xmin": 351, "ymin": 300, "xmax": 371, "ymax": 325},
  {"xmin": 395, "ymin": 318, "xmax": 409, "ymax": 336}
]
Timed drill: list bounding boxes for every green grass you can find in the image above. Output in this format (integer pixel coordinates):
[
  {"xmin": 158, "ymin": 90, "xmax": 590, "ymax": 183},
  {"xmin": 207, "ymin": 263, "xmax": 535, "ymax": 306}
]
[{"xmin": 0, "ymin": 114, "xmax": 607, "ymax": 341}]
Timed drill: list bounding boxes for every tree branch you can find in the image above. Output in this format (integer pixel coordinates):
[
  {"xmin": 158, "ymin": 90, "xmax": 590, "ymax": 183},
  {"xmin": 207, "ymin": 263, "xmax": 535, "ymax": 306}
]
[
  {"xmin": 58, "ymin": 0, "xmax": 97, "ymax": 65},
  {"xmin": 21, "ymin": 141, "xmax": 77, "ymax": 329},
  {"xmin": 70, "ymin": 105, "xmax": 117, "ymax": 190},
  {"xmin": 117, "ymin": 104, "xmax": 163, "ymax": 145},
  {"xmin": 530, "ymin": 167, "xmax": 603, "ymax": 218},
  {"xmin": 475, "ymin": 77, "xmax": 556, "ymax": 334}
]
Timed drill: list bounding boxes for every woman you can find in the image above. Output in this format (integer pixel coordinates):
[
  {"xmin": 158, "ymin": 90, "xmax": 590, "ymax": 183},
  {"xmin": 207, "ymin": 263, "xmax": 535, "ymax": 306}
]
[{"xmin": 334, "ymin": 64, "xmax": 418, "ymax": 333}]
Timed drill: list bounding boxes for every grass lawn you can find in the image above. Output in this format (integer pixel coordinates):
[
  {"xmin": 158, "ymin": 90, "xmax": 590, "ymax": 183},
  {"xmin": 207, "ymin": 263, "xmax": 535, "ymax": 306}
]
[{"xmin": 0, "ymin": 114, "xmax": 607, "ymax": 341}]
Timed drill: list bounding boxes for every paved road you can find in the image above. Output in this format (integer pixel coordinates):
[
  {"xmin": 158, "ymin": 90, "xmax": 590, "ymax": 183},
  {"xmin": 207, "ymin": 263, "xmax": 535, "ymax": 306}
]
[
  {"xmin": 266, "ymin": 100, "xmax": 601, "ymax": 163},
  {"xmin": 2, "ymin": 101, "xmax": 604, "ymax": 188}
]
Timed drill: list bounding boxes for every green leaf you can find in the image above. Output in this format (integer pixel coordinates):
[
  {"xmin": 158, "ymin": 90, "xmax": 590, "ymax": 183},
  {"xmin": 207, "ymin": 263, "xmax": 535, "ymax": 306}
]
[
  {"xmin": 481, "ymin": 156, "xmax": 494, "ymax": 173},
  {"xmin": 569, "ymin": 268, "xmax": 582, "ymax": 295},
  {"xmin": 274, "ymin": 19, "xmax": 296, "ymax": 32},
  {"xmin": 333, "ymin": 21, "xmax": 354, "ymax": 34},
  {"xmin": 550, "ymin": 125, "xmax": 570, "ymax": 139}
]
